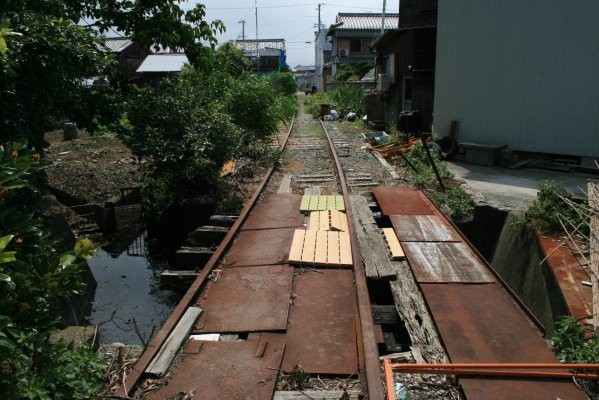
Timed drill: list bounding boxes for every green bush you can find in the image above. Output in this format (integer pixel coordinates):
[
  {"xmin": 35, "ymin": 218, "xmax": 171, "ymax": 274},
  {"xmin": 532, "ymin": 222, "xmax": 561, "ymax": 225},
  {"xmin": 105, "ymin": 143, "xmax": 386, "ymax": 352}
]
[
  {"xmin": 329, "ymin": 83, "xmax": 364, "ymax": 116},
  {"xmin": 270, "ymin": 72, "xmax": 298, "ymax": 97},
  {"xmin": 0, "ymin": 140, "xmax": 104, "ymax": 398},
  {"xmin": 305, "ymin": 92, "xmax": 331, "ymax": 118},
  {"xmin": 335, "ymin": 63, "xmax": 354, "ymax": 82}
]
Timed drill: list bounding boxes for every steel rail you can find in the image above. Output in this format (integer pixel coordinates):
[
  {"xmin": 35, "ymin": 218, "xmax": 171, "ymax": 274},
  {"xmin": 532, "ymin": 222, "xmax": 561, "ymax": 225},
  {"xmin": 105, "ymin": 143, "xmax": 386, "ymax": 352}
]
[
  {"xmin": 118, "ymin": 115, "xmax": 296, "ymax": 397},
  {"xmin": 320, "ymin": 119, "xmax": 386, "ymax": 400}
]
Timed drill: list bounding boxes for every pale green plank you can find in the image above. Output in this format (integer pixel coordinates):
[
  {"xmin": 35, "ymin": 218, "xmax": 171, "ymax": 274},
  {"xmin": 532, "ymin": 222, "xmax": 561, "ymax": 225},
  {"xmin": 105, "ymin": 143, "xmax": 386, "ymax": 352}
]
[
  {"xmin": 335, "ymin": 195, "xmax": 345, "ymax": 211},
  {"xmin": 300, "ymin": 195, "xmax": 311, "ymax": 212},
  {"xmin": 309, "ymin": 195, "xmax": 319, "ymax": 211},
  {"xmin": 326, "ymin": 195, "xmax": 336, "ymax": 210},
  {"xmin": 317, "ymin": 195, "xmax": 327, "ymax": 210}
]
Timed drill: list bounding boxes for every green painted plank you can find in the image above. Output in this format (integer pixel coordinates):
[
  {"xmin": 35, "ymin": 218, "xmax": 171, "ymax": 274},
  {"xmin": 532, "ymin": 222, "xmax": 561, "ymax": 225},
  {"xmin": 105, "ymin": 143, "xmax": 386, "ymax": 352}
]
[
  {"xmin": 309, "ymin": 195, "xmax": 319, "ymax": 211},
  {"xmin": 335, "ymin": 195, "xmax": 345, "ymax": 211},
  {"xmin": 326, "ymin": 195, "xmax": 336, "ymax": 210},
  {"xmin": 318, "ymin": 195, "xmax": 327, "ymax": 210},
  {"xmin": 300, "ymin": 195, "xmax": 311, "ymax": 212}
]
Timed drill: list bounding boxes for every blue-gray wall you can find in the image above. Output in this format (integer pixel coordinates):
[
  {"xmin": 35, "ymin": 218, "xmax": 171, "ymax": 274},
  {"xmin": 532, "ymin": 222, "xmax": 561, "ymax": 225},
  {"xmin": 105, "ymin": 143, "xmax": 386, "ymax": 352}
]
[{"xmin": 434, "ymin": 0, "xmax": 599, "ymax": 160}]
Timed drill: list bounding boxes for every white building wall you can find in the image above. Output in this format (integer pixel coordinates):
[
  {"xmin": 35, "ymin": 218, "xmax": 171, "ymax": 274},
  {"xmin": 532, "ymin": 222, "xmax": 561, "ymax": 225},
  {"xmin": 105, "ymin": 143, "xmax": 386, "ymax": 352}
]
[
  {"xmin": 434, "ymin": 0, "xmax": 599, "ymax": 160},
  {"xmin": 314, "ymin": 28, "xmax": 331, "ymax": 91}
]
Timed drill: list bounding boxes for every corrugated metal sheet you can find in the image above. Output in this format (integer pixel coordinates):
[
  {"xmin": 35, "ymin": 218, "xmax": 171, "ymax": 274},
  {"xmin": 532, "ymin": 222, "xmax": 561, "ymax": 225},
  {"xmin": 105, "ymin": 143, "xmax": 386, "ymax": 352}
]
[
  {"xmin": 136, "ymin": 54, "xmax": 188, "ymax": 72},
  {"xmin": 434, "ymin": 0, "xmax": 599, "ymax": 159},
  {"xmin": 104, "ymin": 37, "xmax": 132, "ymax": 53},
  {"xmin": 336, "ymin": 13, "xmax": 399, "ymax": 31}
]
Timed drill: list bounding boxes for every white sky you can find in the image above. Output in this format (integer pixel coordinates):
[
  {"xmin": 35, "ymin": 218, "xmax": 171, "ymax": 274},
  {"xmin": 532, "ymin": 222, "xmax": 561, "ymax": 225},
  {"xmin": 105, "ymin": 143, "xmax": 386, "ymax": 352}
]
[{"xmin": 186, "ymin": 1, "xmax": 400, "ymax": 67}]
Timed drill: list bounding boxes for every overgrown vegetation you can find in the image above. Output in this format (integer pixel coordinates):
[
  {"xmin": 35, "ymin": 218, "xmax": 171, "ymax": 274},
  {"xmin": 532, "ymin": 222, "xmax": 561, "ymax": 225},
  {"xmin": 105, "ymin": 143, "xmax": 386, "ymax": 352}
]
[
  {"xmin": 334, "ymin": 61, "xmax": 373, "ymax": 81},
  {"xmin": 402, "ymin": 141, "xmax": 474, "ymax": 221},
  {"xmin": 0, "ymin": 140, "xmax": 106, "ymax": 398},
  {"xmin": 512, "ymin": 179, "xmax": 589, "ymax": 234},
  {"xmin": 304, "ymin": 84, "xmax": 365, "ymax": 118},
  {"xmin": 552, "ymin": 317, "xmax": 599, "ymax": 396}
]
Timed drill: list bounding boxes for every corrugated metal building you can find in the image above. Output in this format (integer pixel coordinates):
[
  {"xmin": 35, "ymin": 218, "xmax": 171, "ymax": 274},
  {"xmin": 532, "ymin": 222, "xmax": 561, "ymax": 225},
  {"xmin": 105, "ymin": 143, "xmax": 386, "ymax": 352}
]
[{"xmin": 434, "ymin": 0, "xmax": 599, "ymax": 162}]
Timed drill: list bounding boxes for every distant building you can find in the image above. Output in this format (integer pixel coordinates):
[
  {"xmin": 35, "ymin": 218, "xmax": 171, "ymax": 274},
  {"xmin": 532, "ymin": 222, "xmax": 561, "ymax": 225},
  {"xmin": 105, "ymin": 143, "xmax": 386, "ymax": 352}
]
[
  {"xmin": 235, "ymin": 39, "xmax": 287, "ymax": 73},
  {"xmin": 293, "ymin": 65, "xmax": 316, "ymax": 90},
  {"xmin": 326, "ymin": 13, "xmax": 399, "ymax": 80},
  {"xmin": 314, "ymin": 28, "xmax": 332, "ymax": 91},
  {"xmin": 135, "ymin": 53, "xmax": 189, "ymax": 82},
  {"xmin": 104, "ymin": 37, "xmax": 150, "ymax": 79}
]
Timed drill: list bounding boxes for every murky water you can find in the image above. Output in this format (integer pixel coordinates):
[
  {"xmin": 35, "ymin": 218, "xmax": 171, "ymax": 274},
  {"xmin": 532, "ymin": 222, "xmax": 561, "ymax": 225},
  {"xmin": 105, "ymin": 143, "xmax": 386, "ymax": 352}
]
[{"xmin": 87, "ymin": 233, "xmax": 179, "ymax": 345}]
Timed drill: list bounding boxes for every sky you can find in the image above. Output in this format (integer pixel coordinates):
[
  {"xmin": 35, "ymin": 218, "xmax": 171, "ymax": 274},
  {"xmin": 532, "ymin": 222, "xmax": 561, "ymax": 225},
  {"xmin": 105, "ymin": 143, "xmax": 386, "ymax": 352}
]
[{"xmin": 185, "ymin": 1, "xmax": 400, "ymax": 68}]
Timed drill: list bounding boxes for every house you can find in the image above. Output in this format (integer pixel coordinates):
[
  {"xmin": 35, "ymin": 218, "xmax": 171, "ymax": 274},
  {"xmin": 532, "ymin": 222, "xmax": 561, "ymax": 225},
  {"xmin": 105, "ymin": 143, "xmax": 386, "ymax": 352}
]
[
  {"xmin": 372, "ymin": 0, "xmax": 437, "ymax": 131},
  {"xmin": 293, "ymin": 65, "xmax": 316, "ymax": 90},
  {"xmin": 135, "ymin": 53, "xmax": 189, "ymax": 83},
  {"xmin": 433, "ymin": 0, "xmax": 599, "ymax": 164},
  {"xmin": 314, "ymin": 27, "xmax": 332, "ymax": 91},
  {"xmin": 104, "ymin": 37, "xmax": 150, "ymax": 79},
  {"xmin": 326, "ymin": 13, "xmax": 399, "ymax": 82},
  {"xmin": 234, "ymin": 39, "xmax": 287, "ymax": 73}
]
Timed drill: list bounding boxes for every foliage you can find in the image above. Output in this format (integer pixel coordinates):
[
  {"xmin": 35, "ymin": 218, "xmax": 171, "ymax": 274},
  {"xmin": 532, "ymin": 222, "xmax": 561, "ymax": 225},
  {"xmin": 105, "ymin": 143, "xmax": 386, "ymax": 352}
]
[
  {"xmin": 329, "ymin": 83, "xmax": 365, "ymax": 116},
  {"xmin": 0, "ymin": 1, "xmax": 223, "ymax": 147},
  {"xmin": 305, "ymin": 92, "xmax": 331, "ymax": 118},
  {"xmin": 335, "ymin": 63, "xmax": 354, "ymax": 82},
  {"xmin": 272, "ymin": 95, "xmax": 299, "ymax": 125},
  {"xmin": 512, "ymin": 179, "xmax": 588, "ymax": 234},
  {"xmin": 124, "ymin": 71, "xmax": 242, "ymax": 219},
  {"xmin": 432, "ymin": 186, "xmax": 475, "ymax": 221},
  {"xmin": 0, "ymin": 140, "xmax": 104, "ymax": 398},
  {"xmin": 270, "ymin": 72, "xmax": 298, "ymax": 97},
  {"xmin": 356, "ymin": 60, "xmax": 374, "ymax": 77}
]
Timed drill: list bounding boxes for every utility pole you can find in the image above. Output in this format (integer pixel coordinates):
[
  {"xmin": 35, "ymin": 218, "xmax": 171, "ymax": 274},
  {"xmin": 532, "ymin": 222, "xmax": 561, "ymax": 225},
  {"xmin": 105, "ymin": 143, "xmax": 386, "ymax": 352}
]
[
  {"xmin": 317, "ymin": 3, "xmax": 322, "ymax": 30},
  {"xmin": 238, "ymin": 19, "xmax": 246, "ymax": 40},
  {"xmin": 255, "ymin": 0, "xmax": 259, "ymax": 39},
  {"xmin": 381, "ymin": 0, "xmax": 387, "ymax": 35}
]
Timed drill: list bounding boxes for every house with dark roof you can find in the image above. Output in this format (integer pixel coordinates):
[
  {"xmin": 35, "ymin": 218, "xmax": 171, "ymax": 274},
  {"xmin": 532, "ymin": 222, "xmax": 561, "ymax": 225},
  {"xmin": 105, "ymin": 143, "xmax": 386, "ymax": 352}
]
[
  {"xmin": 326, "ymin": 13, "xmax": 399, "ymax": 80},
  {"xmin": 104, "ymin": 37, "xmax": 150, "ymax": 79},
  {"xmin": 235, "ymin": 39, "xmax": 287, "ymax": 73}
]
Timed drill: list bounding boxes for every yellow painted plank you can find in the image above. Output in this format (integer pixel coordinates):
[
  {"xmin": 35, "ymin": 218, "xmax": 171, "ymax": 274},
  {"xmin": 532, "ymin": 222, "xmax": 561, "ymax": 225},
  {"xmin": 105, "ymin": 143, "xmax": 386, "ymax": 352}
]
[
  {"xmin": 317, "ymin": 195, "xmax": 327, "ymax": 211},
  {"xmin": 288, "ymin": 229, "xmax": 305, "ymax": 263},
  {"xmin": 338, "ymin": 231, "xmax": 352, "ymax": 266},
  {"xmin": 330, "ymin": 210, "xmax": 342, "ymax": 231},
  {"xmin": 340, "ymin": 212, "xmax": 349, "ymax": 232},
  {"xmin": 327, "ymin": 231, "xmax": 340, "ymax": 265},
  {"xmin": 300, "ymin": 195, "xmax": 311, "ymax": 212},
  {"xmin": 314, "ymin": 230, "xmax": 328, "ymax": 264},
  {"xmin": 302, "ymin": 229, "xmax": 317, "ymax": 263},
  {"xmin": 383, "ymin": 228, "xmax": 405, "ymax": 260},
  {"xmin": 335, "ymin": 195, "xmax": 345, "ymax": 211},
  {"xmin": 309, "ymin": 195, "xmax": 319, "ymax": 211},
  {"xmin": 318, "ymin": 211, "xmax": 329, "ymax": 231},
  {"xmin": 326, "ymin": 195, "xmax": 336, "ymax": 210},
  {"xmin": 308, "ymin": 211, "xmax": 319, "ymax": 230}
]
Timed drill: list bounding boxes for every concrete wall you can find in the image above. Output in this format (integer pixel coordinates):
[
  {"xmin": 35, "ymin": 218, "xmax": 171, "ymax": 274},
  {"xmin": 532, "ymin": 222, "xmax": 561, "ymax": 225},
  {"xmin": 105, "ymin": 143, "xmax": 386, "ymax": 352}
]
[{"xmin": 434, "ymin": 0, "xmax": 599, "ymax": 160}]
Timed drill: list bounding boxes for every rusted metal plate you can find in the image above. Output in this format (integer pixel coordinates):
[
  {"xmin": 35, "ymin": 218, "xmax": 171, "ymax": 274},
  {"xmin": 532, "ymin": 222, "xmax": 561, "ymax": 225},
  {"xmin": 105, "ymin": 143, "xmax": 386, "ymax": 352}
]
[
  {"xmin": 402, "ymin": 242, "xmax": 494, "ymax": 283},
  {"xmin": 243, "ymin": 194, "xmax": 304, "ymax": 230},
  {"xmin": 258, "ymin": 269, "xmax": 358, "ymax": 375},
  {"xmin": 222, "ymin": 228, "xmax": 295, "ymax": 267},
  {"xmin": 390, "ymin": 214, "xmax": 461, "ymax": 242},
  {"xmin": 195, "ymin": 265, "xmax": 293, "ymax": 332},
  {"xmin": 144, "ymin": 340, "xmax": 285, "ymax": 400},
  {"xmin": 420, "ymin": 283, "xmax": 586, "ymax": 400},
  {"xmin": 550, "ymin": 265, "xmax": 591, "ymax": 320},
  {"xmin": 373, "ymin": 186, "xmax": 435, "ymax": 215}
]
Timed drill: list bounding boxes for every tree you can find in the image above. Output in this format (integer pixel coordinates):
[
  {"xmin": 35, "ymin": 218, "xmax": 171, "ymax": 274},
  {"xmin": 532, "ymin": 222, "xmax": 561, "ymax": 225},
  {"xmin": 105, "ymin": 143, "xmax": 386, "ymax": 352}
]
[{"xmin": 0, "ymin": 1, "xmax": 224, "ymax": 147}]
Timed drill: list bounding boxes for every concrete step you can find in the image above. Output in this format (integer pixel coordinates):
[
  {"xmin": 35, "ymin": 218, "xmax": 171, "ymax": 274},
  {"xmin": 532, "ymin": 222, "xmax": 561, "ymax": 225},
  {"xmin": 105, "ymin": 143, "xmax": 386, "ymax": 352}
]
[
  {"xmin": 188, "ymin": 225, "xmax": 229, "ymax": 246},
  {"xmin": 174, "ymin": 246, "xmax": 214, "ymax": 268}
]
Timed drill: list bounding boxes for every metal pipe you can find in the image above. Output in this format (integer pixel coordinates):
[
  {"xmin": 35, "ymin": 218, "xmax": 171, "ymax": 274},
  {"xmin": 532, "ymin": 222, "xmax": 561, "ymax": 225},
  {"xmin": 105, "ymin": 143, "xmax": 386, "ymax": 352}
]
[
  {"xmin": 389, "ymin": 367, "xmax": 599, "ymax": 380},
  {"xmin": 391, "ymin": 363, "xmax": 599, "ymax": 370},
  {"xmin": 420, "ymin": 136, "xmax": 445, "ymax": 191}
]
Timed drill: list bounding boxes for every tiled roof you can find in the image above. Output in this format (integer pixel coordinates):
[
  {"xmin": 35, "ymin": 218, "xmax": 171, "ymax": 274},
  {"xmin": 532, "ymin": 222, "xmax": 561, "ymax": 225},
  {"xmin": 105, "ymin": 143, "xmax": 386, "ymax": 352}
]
[
  {"xmin": 235, "ymin": 39, "xmax": 286, "ymax": 52},
  {"xmin": 336, "ymin": 13, "xmax": 399, "ymax": 30},
  {"xmin": 104, "ymin": 37, "xmax": 133, "ymax": 53},
  {"xmin": 136, "ymin": 54, "xmax": 188, "ymax": 73}
]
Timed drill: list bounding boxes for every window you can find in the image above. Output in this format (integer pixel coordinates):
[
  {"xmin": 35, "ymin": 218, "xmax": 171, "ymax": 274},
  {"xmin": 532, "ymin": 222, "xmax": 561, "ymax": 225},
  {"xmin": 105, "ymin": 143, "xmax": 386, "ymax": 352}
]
[{"xmin": 350, "ymin": 39, "xmax": 361, "ymax": 53}]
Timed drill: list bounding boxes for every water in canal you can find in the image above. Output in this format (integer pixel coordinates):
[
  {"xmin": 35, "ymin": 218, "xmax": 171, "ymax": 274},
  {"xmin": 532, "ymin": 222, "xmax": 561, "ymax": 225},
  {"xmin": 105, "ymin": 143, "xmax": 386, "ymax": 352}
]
[{"xmin": 87, "ymin": 232, "xmax": 180, "ymax": 345}]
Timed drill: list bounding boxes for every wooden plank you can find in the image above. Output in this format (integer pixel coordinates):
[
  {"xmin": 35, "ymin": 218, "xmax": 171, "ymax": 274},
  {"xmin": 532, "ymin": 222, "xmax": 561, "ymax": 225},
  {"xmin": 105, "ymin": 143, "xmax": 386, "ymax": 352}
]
[
  {"xmin": 383, "ymin": 227, "xmax": 405, "ymax": 260},
  {"xmin": 390, "ymin": 215, "xmax": 461, "ymax": 242},
  {"xmin": 308, "ymin": 212, "xmax": 319, "ymax": 230},
  {"xmin": 371, "ymin": 304, "xmax": 400, "ymax": 324},
  {"xmin": 288, "ymin": 230, "xmax": 305, "ymax": 263},
  {"xmin": 340, "ymin": 211, "xmax": 349, "ymax": 232},
  {"xmin": 273, "ymin": 390, "xmax": 360, "ymax": 399},
  {"xmin": 327, "ymin": 231, "xmax": 340, "ymax": 264},
  {"xmin": 335, "ymin": 195, "xmax": 345, "ymax": 211},
  {"xmin": 146, "ymin": 307, "xmax": 203, "ymax": 377},
  {"xmin": 277, "ymin": 174, "xmax": 292, "ymax": 194},
  {"xmin": 317, "ymin": 195, "xmax": 327, "ymax": 211},
  {"xmin": 330, "ymin": 210, "xmax": 342, "ymax": 231},
  {"xmin": 299, "ymin": 195, "xmax": 311, "ymax": 212},
  {"xmin": 318, "ymin": 211, "xmax": 329, "ymax": 231},
  {"xmin": 338, "ymin": 231, "xmax": 352, "ymax": 266},
  {"xmin": 309, "ymin": 195, "xmax": 319, "ymax": 211},
  {"xmin": 589, "ymin": 181, "xmax": 599, "ymax": 335},
  {"xmin": 314, "ymin": 231, "xmax": 328, "ymax": 264},
  {"xmin": 302, "ymin": 230, "xmax": 317, "ymax": 263}
]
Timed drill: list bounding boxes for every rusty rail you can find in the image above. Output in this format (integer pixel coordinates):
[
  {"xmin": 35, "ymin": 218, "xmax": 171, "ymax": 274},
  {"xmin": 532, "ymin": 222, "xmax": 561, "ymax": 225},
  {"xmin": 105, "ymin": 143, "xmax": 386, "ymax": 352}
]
[
  {"xmin": 118, "ymin": 116, "xmax": 296, "ymax": 397},
  {"xmin": 320, "ymin": 119, "xmax": 385, "ymax": 400}
]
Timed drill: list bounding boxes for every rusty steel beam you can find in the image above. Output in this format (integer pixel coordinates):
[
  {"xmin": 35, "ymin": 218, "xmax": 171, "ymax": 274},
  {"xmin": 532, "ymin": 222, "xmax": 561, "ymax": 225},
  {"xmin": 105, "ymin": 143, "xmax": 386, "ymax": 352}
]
[
  {"xmin": 320, "ymin": 119, "xmax": 385, "ymax": 400},
  {"xmin": 118, "ymin": 116, "xmax": 296, "ymax": 397}
]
